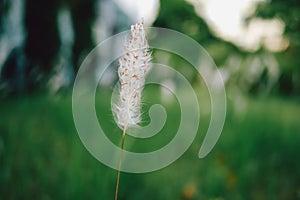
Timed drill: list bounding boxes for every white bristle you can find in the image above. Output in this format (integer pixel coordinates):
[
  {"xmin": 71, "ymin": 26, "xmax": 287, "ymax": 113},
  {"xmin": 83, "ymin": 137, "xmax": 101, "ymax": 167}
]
[{"xmin": 114, "ymin": 21, "xmax": 151, "ymax": 128}]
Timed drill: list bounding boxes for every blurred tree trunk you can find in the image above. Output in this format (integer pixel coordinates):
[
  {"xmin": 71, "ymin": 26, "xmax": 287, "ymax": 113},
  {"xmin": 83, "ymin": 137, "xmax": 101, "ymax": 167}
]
[
  {"xmin": 68, "ymin": 0, "xmax": 96, "ymax": 72},
  {"xmin": 13, "ymin": 0, "xmax": 96, "ymax": 93},
  {"xmin": 0, "ymin": 0, "xmax": 9, "ymax": 34},
  {"xmin": 24, "ymin": 0, "xmax": 60, "ymax": 91}
]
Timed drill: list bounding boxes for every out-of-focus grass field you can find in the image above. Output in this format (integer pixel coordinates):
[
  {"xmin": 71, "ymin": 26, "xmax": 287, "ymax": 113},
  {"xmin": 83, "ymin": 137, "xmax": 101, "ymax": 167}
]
[{"xmin": 0, "ymin": 90, "xmax": 300, "ymax": 200}]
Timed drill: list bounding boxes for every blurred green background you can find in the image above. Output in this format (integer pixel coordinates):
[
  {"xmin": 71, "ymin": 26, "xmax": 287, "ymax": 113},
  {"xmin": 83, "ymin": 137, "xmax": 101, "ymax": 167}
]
[{"xmin": 0, "ymin": 0, "xmax": 300, "ymax": 199}]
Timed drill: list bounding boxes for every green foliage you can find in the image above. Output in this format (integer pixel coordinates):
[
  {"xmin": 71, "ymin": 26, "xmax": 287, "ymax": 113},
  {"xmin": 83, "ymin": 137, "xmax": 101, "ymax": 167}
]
[
  {"xmin": 0, "ymin": 92, "xmax": 300, "ymax": 199},
  {"xmin": 252, "ymin": 0, "xmax": 300, "ymax": 47},
  {"xmin": 153, "ymin": 0, "xmax": 215, "ymax": 43},
  {"xmin": 248, "ymin": 0, "xmax": 300, "ymax": 95}
]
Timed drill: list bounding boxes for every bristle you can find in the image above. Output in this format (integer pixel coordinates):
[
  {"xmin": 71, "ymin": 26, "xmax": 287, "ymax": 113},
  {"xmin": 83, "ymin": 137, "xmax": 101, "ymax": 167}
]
[{"xmin": 114, "ymin": 21, "xmax": 151, "ymax": 128}]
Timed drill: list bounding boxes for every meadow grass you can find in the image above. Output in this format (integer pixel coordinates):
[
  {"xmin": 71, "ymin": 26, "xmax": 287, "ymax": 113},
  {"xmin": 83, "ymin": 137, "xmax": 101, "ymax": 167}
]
[{"xmin": 0, "ymin": 92, "xmax": 299, "ymax": 199}]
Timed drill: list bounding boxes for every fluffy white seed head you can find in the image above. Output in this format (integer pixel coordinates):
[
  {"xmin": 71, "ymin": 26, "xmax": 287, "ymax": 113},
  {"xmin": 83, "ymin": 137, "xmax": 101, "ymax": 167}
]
[{"xmin": 114, "ymin": 21, "xmax": 151, "ymax": 128}]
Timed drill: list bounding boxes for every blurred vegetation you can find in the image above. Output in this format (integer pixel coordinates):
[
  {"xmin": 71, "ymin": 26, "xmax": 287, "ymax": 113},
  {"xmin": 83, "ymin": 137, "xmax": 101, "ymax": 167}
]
[
  {"xmin": 251, "ymin": 0, "xmax": 300, "ymax": 47},
  {"xmin": 0, "ymin": 91, "xmax": 300, "ymax": 199},
  {"xmin": 0, "ymin": 0, "xmax": 300, "ymax": 199},
  {"xmin": 153, "ymin": 0, "xmax": 243, "ymax": 70},
  {"xmin": 153, "ymin": 0, "xmax": 214, "ymax": 43},
  {"xmin": 248, "ymin": 0, "xmax": 300, "ymax": 95},
  {"xmin": 1, "ymin": 0, "xmax": 97, "ymax": 94},
  {"xmin": 0, "ymin": 0, "xmax": 299, "ymax": 96}
]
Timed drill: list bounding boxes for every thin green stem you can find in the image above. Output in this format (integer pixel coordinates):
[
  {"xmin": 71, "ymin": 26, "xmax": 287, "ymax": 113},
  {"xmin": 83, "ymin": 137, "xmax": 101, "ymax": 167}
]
[{"xmin": 115, "ymin": 125, "xmax": 127, "ymax": 200}]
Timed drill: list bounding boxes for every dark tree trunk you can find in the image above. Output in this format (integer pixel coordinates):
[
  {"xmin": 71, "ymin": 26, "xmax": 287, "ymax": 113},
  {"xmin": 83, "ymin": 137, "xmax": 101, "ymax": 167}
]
[{"xmin": 24, "ymin": 0, "xmax": 60, "ymax": 91}]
